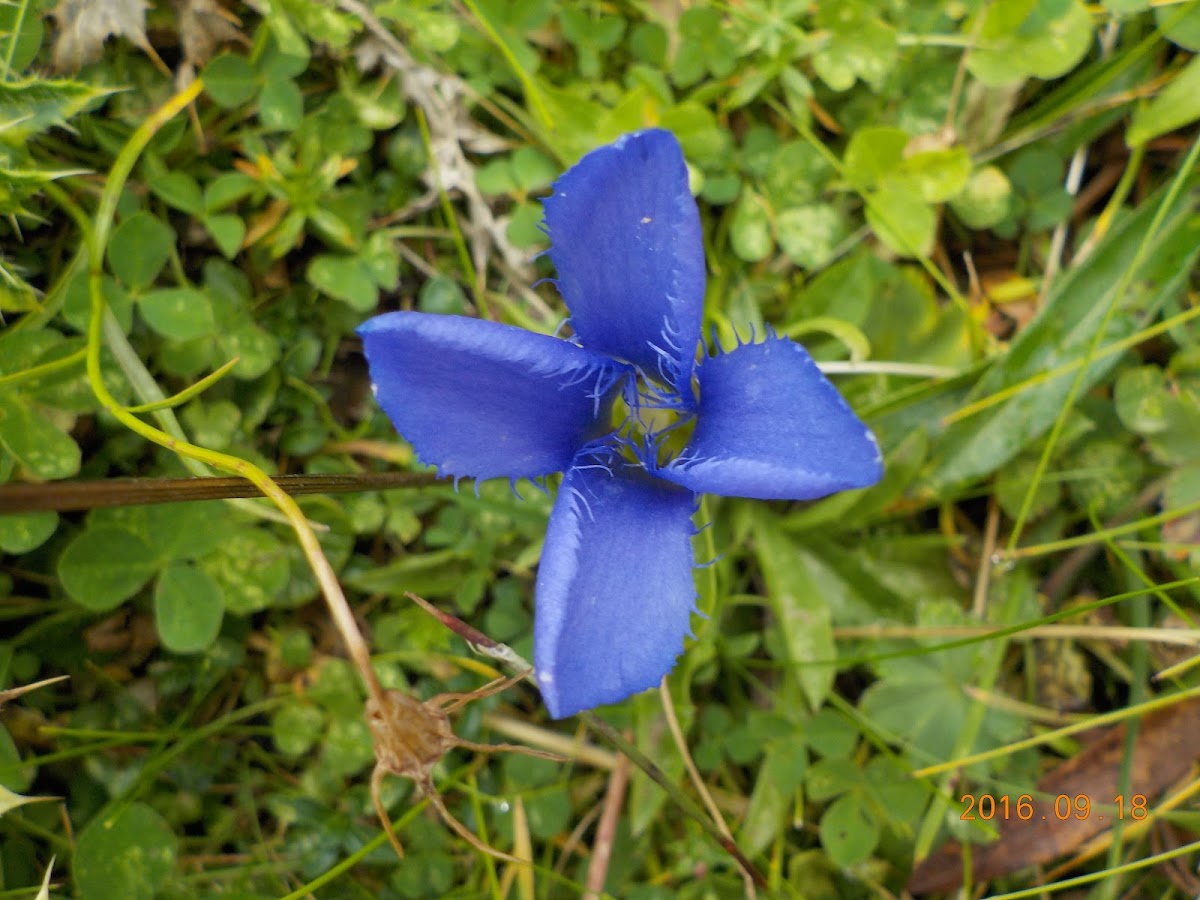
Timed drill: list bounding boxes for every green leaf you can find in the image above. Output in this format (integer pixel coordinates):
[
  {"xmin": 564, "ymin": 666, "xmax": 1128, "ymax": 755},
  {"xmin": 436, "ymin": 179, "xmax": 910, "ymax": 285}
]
[
  {"xmin": 307, "ymin": 254, "xmax": 377, "ymax": 311},
  {"xmin": 995, "ymin": 455, "xmax": 1061, "ymax": 520},
  {"xmin": 219, "ymin": 321, "xmax": 280, "ymax": 380},
  {"xmin": 58, "ymin": 526, "xmax": 159, "ymax": 611},
  {"xmin": 507, "ymin": 201, "xmax": 546, "ymax": 248},
  {"xmin": 0, "ymin": 4, "xmax": 44, "ymax": 73},
  {"xmin": 200, "ymin": 527, "xmax": 289, "ymax": 614},
  {"xmin": 1114, "ymin": 365, "xmax": 1170, "ymax": 434},
  {"xmin": 323, "ymin": 716, "xmax": 374, "ymax": 777},
  {"xmin": 805, "ymin": 708, "xmax": 861, "ymax": 758},
  {"xmin": 154, "ymin": 564, "xmax": 224, "ymax": 653},
  {"xmin": 1115, "ymin": 365, "xmax": 1200, "ymax": 464},
  {"xmin": 1127, "ymin": 56, "xmax": 1200, "ymax": 148},
  {"xmin": 74, "ymin": 802, "xmax": 178, "ymax": 900},
  {"xmin": 753, "ymin": 521, "xmax": 836, "ymax": 709},
  {"xmin": 0, "ymin": 78, "xmax": 114, "ymax": 139},
  {"xmin": 0, "ymin": 165, "xmax": 88, "ymax": 218},
  {"xmin": 866, "ymin": 180, "xmax": 935, "ymax": 257},
  {"xmin": 900, "ymin": 146, "xmax": 972, "ymax": 203},
  {"xmin": 91, "ymin": 502, "xmax": 232, "ymax": 563},
  {"xmin": 204, "ymin": 172, "xmax": 258, "ymax": 211},
  {"xmin": 806, "ymin": 756, "xmax": 861, "ymax": 802},
  {"xmin": 671, "ymin": 6, "xmax": 738, "ymax": 86},
  {"xmin": 950, "ymin": 166, "xmax": 1013, "ymax": 229},
  {"xmin": 139, "ymin": 288, "xmax": 215, "ymax": 340},
  {"xmin": 203, "ymin": 213, "xmax": 246, "ymax": 259},
  {"xmin": 149, "ymin": 172, "xmax": 204, "ymax": 216},
  {"xmin": 0, "ymin": 722, "xmax": 33, "ymax": 790},
  {"xmin": 344, "ymin": 547, "xmax": 471, "ymax": 597},
  {"xmin": 739, "ymin": 740, "xmax": 807, "ymax": 855},
  {"xmin": 475, "ymin": 158, "xmax": 518, "ymax": 195},
  {"xmin": 108, "ymin": 212, "xmax": 175, "ymax": 291},
  {"xmin": 860, "ymin": 597, "xmax": 1026, "ymax": 768},
  {"xmin": 0, "ymin": 512, "xmax": 58, "ymax": 554},
  {"xmin": 766, "ymin": 141, "xmax": 832, "ymax": 207},
  {"xmin": 181, "ymin": 398, "xmax": 241, "ymax": 450},
  {"xmin": 1066, "ymin": 437, "xmax": 1147, "ymax": 516},
  {"xmin": 1156, "ymin": 0, "xmax": 1200, "ymax": 50},
  {"xmin": 418, "ymin": 275, "xmax": 468, "ymax": 315},
  {"xmin": 628, "ymin": 21, "xmax": 666, "ymax": 65},
  {"xmin": 966, "ymin": 0, "xmax": 1093, "ymax": 86},
  {"xmin": 251, "ymin": 1, "xmax": 308, "ymax": 58},
  {"xmin": 62, "ymin": 273, "xmax": 134, "ymax": 335},
  {"xmin": 819, "ymin": 792, "xmax": 880, "ymax": 867},
  {"xmin": 730, "ymin": 189, "xmax": 773, "ymax": 262},
  {"xmin": 509, "ymin": 146, "xmax": 558, "ymax": 192},
  {"xmin": 865, "ymin": 755, "xmax": 929, "ymax": 824},
  {"xmin": 0, "ymin": 276, "xmax": 38, "ymax": 313},
  {"xmin": 361, "ymin": 231, "xmax": 400, "ymax": 289},
  {"xmin": 811, "ymin": 2, "xmax": 898, "ymax": 92},
  {"xmin": 0, "ymin": 396, "xmax": 80, "ymax": 480},
  {"xmin": 843, "ymin": 126, "xmax": 907, "ymax": 187},
  {"xmin": 258, "ymin": 78, "xmax": 303, "ymax": 131},
  {"xmin": 409, "ymin": 7, "xmax": 461, "ymax": 52},
  {"xmin": 776, "ymin": 204, "xmax": 846, "ymax": 270},
  {"xmin": 341, "ymin": 73, "xmax": 406, "ymax": 129},
  {"xmin": 202, "ymin": 53, "xmax": 259, "ymax": 108},
  {"xmin": 271, "ymin": 700, "xmax": 326, "ymax": 756}
]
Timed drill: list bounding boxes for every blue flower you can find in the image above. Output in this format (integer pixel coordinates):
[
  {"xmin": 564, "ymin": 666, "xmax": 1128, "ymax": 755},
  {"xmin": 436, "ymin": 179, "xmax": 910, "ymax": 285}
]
[{"xmin": 358, "ymin": 129, "xmax": 882, "ymax": 719}]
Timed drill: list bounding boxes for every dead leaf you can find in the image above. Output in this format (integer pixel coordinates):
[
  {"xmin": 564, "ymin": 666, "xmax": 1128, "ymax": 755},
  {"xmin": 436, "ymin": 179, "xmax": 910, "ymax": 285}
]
[
  {"xmin": 49, "ymin": 0, "xmax": 158, "ymax": 72},
  {"xmin": 174, "ymin": 0, "xmax": 244, "ymax": 70},
  {"xmin": 908, "ymin": 696, "xmax": 1200, "ymax": 894}
]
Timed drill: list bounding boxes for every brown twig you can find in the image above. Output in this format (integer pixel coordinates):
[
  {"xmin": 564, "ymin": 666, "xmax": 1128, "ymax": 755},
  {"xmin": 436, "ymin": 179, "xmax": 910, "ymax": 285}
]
[
  {"xmin": 584, "ymin": 739, "xmax": 631, "ymax": 899},
  {"xmin": 0, "ymin": 471, "xmax": 441, "ymax": 513}
]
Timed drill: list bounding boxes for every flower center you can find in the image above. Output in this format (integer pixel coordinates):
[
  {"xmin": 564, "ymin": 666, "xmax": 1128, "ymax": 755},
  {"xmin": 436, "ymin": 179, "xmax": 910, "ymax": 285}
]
[{"xmin": 603, "ymin": 372, "xmax": 697, "ymax": 470}]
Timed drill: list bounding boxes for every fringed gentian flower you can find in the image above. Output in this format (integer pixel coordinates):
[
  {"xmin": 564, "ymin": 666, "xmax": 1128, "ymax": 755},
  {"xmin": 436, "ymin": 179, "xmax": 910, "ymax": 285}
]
[{"xmin": 358, "ymin": 130, "xmax": 883, "ymax": 719}]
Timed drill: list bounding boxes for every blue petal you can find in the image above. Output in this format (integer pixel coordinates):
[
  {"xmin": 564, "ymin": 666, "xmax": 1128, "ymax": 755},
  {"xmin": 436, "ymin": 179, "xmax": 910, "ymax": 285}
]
[
  {"xmin": 534, "ymin": 458, "xmax": 697, "ymax": 718},
  {"xmin": 358, "ymin": 312, "xmax": 628, "ymax": 481},
  {"xmin": 659, "ymin": 337, "xmax": 883, "ymax": 500},
  {"xmin": 543, "ymin": 129, "xmax": 705, "ymax": 396}
]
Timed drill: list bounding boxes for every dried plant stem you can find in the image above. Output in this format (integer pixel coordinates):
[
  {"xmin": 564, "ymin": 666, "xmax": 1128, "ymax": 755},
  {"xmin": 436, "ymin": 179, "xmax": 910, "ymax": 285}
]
[
  {"xmin": 407, "ymin": 594, "xmax": 768, "ymax": 888},
  {"xmin": 480, "ymin": 713, "xmax": 617, "ymax": 770},
  {"xmin": 816, "ymin": 360, "xmax": 960, "ymax": 378},
  {"xmin": 0, "ymin": 472, "xmax": 439, "ymax": 513},
  {"xmin": 971, "ymin": 499, "xmax": 1000, "ymax": 618},
  {"xmin": 660, "ymin": 680, "xmax": 757, "ymax": 900},
  {"xmin": 836, "ymin": 623, "xmax": 1200, "ymax": 647},
  {"xmin": 0, "ymin": 675, "xmax": 69, "ymax": 708},
  {"xmin": 80, "ymin": 82, "xmax": 385, "ymax": 707},
  {"xmin": 584, "ymin": 740, "xmax": 630, "ymax": 899},
  {"xmin": 1038, "ymin": 18, "xmax": 1121, "ymax": 296}
]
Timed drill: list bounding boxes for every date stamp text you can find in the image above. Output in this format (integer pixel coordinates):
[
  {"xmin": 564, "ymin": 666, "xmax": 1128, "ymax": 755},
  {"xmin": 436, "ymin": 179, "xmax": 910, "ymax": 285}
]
[{"xmin": 959, "ymin": 794, "xmax": 1149, "ymax": 822}]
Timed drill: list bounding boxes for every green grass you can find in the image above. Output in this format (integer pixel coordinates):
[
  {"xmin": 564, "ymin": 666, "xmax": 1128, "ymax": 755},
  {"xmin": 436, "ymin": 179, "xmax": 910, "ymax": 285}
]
[{"xmin": 2, "ymin": 0, "xmax": 1200, "ymax": 897}]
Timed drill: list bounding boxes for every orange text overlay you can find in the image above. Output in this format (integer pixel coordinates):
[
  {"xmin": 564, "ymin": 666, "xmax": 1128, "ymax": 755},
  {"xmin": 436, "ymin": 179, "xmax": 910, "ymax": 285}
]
[{"xmin": 959, "ymin": 794, "xmax": 1149, "ymax": 822}]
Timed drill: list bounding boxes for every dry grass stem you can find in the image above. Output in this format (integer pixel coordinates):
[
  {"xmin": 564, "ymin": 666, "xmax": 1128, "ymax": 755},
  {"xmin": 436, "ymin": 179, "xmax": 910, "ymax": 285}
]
[{"xmin": 584, "ymin": 742, "xmax": 630, "ymax": 899}]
